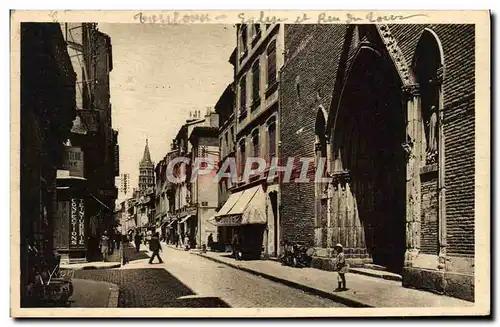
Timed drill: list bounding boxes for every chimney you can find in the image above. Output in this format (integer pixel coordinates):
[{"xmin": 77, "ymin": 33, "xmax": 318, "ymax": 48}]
[{"xmin": 209, "ymin": 112, "xmax": 219, "ymax": 128}]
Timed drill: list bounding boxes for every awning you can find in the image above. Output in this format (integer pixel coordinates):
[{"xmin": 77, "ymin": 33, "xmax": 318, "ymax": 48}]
[
  {"xmin": 214, "ymin": 185, "xmax": 266, "ymax": 226},
  {"xmin": 89, "ymin": 193, "xmax": 114, "ymax": 212},
  {"xmin": 179, "ymin": 214, "xmax": 194, "ymax": 224},
  {"xmin": 215, "ymin": 191, "xmax": 244, "ymax": 217},
  {"xmin": 167, "ymin": 220, "xmax": 177, "ymax": 228}
]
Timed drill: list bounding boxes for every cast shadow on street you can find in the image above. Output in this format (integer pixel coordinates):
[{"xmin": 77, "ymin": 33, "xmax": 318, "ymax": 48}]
[
  {"xmin": 73, "ymin": 267, "xmax": 231, "ymax": 308},
  {"xmin": 122, "ymin": 242, "xmax": 152, "ymax": 263}
]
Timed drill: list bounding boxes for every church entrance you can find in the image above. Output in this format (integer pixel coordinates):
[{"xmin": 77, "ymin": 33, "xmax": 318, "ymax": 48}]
[{"xmin": 332, "ymin": 46, "xmax": 407, "ymax": 273}]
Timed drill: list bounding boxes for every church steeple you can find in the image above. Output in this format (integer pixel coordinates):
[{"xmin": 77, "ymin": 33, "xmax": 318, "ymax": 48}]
[
  {"xmin": 138, "ymin": 138, "xmax": 154, "ymax": 193},
  {"xmin": 141, "ymin": 138, "xmax": 152, "ymax": 164}
]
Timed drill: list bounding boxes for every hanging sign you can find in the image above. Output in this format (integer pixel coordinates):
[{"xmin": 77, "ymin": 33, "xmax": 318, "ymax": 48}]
[
  {"xmin": 69, "ymin": 198, "xmax": 86, "ymax": 250},
  {"xmin": 62, "ymin": 146, "xmax": 84, "ymax": 177}
]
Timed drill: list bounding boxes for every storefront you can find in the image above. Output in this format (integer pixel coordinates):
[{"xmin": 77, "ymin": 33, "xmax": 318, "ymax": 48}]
[
  {"xmin": 54, "ymin": 170, "xmax": 88, "ymax": 263},
  {"xmin": 213, "ymin": 185, "xmax": 267, "ymax": 259},
  {"xmin": 178, "ymin": 214, "xmax": 197, "ymax": 248},
  {"xmin": 166, "ymin": 219, "xmax": 178, "ymax": 244}
]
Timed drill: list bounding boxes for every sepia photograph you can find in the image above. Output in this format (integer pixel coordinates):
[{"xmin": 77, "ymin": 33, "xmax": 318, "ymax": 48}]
[{"xmin": 10, "ymin": 10, "xmax": 490, "ymax": 317}]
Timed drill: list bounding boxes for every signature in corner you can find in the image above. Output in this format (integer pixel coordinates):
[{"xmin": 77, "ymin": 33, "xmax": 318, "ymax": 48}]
[{"xmin": 366, "ymin": 12, "xmax": 429, "ymax": 23}]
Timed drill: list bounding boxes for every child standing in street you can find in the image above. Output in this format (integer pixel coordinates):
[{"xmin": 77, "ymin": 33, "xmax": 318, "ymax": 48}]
[
  {"xmin": 334, "ymin": 243, "xmax": 348, "ymax": 292},
  {"xmin": 100, "ymin": 231, "xmax": 110, "ymax": 262}
]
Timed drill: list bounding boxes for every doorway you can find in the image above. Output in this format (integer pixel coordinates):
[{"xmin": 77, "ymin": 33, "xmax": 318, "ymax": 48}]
[
  {"xmin": 332, "ymin": 46, "xmax": 407, "ymax": 273},
  {"xmin": 269, "ymin": 191, "xmax": 278, "ymax": 257}
]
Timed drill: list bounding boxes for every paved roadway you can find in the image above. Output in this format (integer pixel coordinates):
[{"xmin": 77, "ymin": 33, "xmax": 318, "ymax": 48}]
[{"xmin": 74, "ymin": 244, "xmax": 346, "ymax": 308}]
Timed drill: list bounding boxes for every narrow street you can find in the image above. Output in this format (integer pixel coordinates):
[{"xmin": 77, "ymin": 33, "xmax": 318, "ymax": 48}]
[{"xmin": 74, "ymin": 244, "xmax": 347, "ymax": 308}]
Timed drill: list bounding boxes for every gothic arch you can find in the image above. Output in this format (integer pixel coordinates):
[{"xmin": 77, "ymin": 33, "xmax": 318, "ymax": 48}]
[
  {"xmin": 412, "ymin": 28, "xmax": 445, "ymax": 166},
  {"xmin": 412, "ymin": 28, "xmax": 445, "ymax": 71},
  {"xmin": 326, "ymin": 24, "xmax": 415, "ymax": 133},
  {"xmin": 327, "ymin": 42, "xmax": 407, "ymax": 272},
  {"xmin": 330, "ymin": 45, "xmax": 384, "ymax": 147}
]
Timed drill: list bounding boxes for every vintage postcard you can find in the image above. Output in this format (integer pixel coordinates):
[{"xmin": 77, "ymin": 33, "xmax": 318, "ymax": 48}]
[{"xmin": 10, "ymin": 10, "xmax": 490, "ymax": 318}]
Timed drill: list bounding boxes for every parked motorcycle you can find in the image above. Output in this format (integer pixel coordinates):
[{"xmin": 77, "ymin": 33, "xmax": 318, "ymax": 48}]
[
  {"xmin": 279, "ymin": 241, "xmax": 313, "ymax": 268},
  {"xmin": 25, "ymin": 244, "xmax": 74, "ymax": 307}
]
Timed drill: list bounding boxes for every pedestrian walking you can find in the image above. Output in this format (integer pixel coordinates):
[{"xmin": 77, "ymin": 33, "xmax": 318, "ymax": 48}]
[
  {"xmin": 232, "ymin": 233, "xmax": 240, "ymax": 259},
  {"xmin": 109, "ymin": 230, "xmax": 115, "ymax": 255},
  {"xmin": 184, "ymin": 235, "xmax": 190, "ymax": 251},
  {"xmin": 100, "ymin": 231, "xmax": 110, "ymax": 262},
  {"xmin": 334, "ymin": 243, "xmax": 348, "ymax": 292},
  {"xmin": 148, "ymin": 232, "xmax": 164, "ymax": 264},
  {"xmin": 115, "ymin": 230, "xmax": 122, "ymax": 251},
  {"xmin": 134, "ymin": 231, "xmax": 142, "ymax": 252},
  {"xmin": 207, "ymin": 233, "xmax": 214, "ymax": 251}
]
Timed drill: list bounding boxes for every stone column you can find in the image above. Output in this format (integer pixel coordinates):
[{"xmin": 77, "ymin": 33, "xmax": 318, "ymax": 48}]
[
  {"xmin": 402, "ymin": 83, "xmax": 421, "ymax": 267},
  {"xmin": 436, "ymin": 66, "xmax": 447, "ymax": 270}
]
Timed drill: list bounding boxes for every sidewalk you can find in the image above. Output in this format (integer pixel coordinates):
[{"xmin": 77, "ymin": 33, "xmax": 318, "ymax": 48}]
[
  {"xmin": 60, "ymin": 247, "xmax": 122, "ymax": 270},
  {"xmin": 195, "ymin": 250, "xmax": 474, "ymax": 308},
  {"xmin": 69, "ymin": 278, "xmax": 119, "ymax": 307}
]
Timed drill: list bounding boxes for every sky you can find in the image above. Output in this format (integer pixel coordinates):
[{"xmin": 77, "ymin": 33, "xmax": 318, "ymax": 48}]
[{"xmin": 98, "ymin": 23, "xmax": 236, "ymax": 202}]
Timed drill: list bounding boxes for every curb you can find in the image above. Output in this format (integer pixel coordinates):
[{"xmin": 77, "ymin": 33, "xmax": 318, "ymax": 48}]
[
  {"xmin": 60, "ymin": 263, "xmax": 121, "ymax": 271},
  {"xmin": 107, "ymin": 283, "xmax": 120, "ymax": 308},
  {"xmin": 348, "ymin": 268, "xmax": 403, "ymax": 282},
  {"xmin": 194, "ymin": 253, "xmax": 372, "ymax": 308}
]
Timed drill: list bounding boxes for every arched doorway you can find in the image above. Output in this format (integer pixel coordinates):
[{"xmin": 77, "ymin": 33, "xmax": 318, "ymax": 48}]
[
  {"xmin": 315, "ymin": 107, "xmax": 329, "ymax": 246},
  {"xmin": 331, "ymin": 45, "xmax": 407, "ymax": 273}
]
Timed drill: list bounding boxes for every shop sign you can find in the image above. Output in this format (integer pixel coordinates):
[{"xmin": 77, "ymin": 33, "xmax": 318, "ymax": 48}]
[
  {"xmin": 216, "ymin": 215, "xmax": 242, "ymax": 227},
  {"xmin": 69, "ymin": 198, "xmax": 86, "ymax": 250},
  {"xmin": 62, "ymin": 146, "xmax": 84, "ymax": 177},
  {"xmin": 114, "ymin": 144, "xmax": 120, "ymax": 177}
]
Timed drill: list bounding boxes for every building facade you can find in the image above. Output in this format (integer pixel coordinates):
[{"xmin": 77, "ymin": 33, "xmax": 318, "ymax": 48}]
[
  {"xmin": 53, "ymin": 24, "xmax": 119, "ymax": 262},
  {"xmin": 189, "ymin": 125, "xmax": 220, "ymax": 248},
  {"xmin": 20, "ymin": 22, "xmax": 77, "ymax": 304},
  {"xmin": 163, "ymin": 111, "xmax": 220, "ymax": 248},
  {"xmin": 213, "ymin": 24, "xmax": 284, "ymax": 258},
  {"xmin": 280, "ymin": 24, "xmax": 475, "ymax": 301},
  {"xmin": 214, "ymin": 81, "xmax": 236, "ymax": 249}
]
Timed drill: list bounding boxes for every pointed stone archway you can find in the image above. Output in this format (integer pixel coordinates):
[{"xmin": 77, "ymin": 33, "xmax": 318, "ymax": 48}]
[{"xmin": 329, "ymin": 44, "xmax": 407, "ymax": 273}]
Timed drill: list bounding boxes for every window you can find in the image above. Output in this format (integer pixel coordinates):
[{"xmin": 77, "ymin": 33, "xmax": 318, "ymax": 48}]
[
  {"xmin": 219, "ymin": 138, "xmax": 223, "ymax": 158},
  {"xmin": 252, "ymin": 129, "xmax": 260, "ymax": 158},
  {"xmin": 239, "ymin": 76, "xmax": 247, "ymax": 118},
  {"xmin": 267, "ymin": 41, "xmax": 277, "ymax": 88},
  {"xmin": 252, "ymin": 61, "xmax": 260, "ymax": 109},
  {"xmin": 268, "ymin": 121, "xmax": 276, "ymax": 161},
  {"xmin": 251, "ymin": 24, "xmax": 261, "ymax": 44},
  {"xmin": 224, "ymin": 132, "xmax": 229, "ymax": 154},
  {"xmin": 239, "ymin": 25, "xmax": 248, "ymax": 55},
  {"xmin": 239, "ymin": 140, "xmax": 246, "ymax": 178},
  {"xmin": 229, "ymin": 126, "xmax": 234, "ymax": 150},
  {"xmin": 255, "ymin": 24, "xmax": 261, "ymax": 36}
]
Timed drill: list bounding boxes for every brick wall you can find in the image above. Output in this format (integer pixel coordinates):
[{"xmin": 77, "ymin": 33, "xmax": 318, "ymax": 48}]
[
  {"xmin": 280, "ymin": 25, "xmax": 348, "ymax": 246},
  {"xmin": 420, "ymin": 173, "xmax": 439, "ymax": 255},
  {"xmin": 281, "ymin": 24, "xmax": 475, "ymax": 259},
  {"xmin": 390, "ymin": 24, "xmax": 475, "ymax": 258}
]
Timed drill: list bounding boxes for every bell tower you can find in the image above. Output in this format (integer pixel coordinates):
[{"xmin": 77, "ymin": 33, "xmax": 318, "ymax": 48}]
[{"xmin": 138, "ymin": 139, "xmax": 154, "ymax": 193}]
